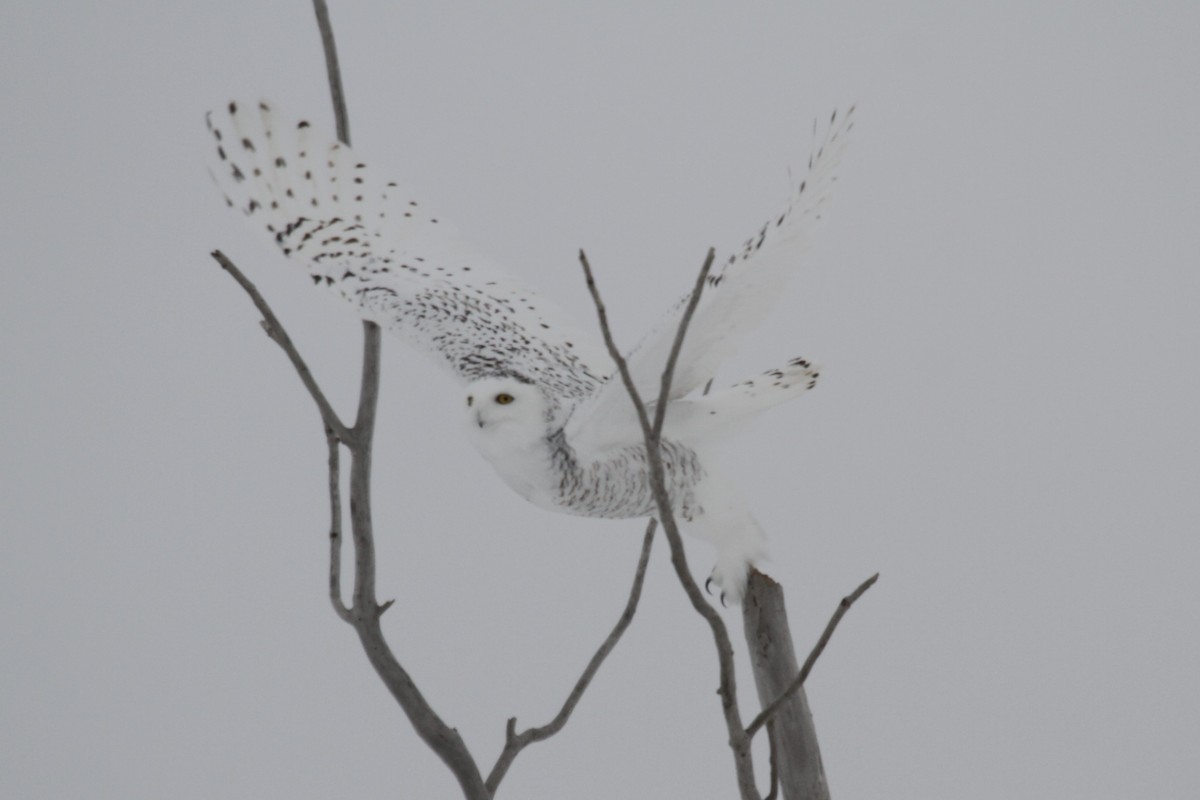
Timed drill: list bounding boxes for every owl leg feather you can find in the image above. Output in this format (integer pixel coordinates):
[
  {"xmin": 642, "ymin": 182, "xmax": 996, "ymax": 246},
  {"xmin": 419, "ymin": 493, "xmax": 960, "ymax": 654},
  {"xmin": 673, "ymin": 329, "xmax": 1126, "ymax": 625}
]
[{"xmin": 678, "ymin": 468, "xmax": 768, "ymax": 605}]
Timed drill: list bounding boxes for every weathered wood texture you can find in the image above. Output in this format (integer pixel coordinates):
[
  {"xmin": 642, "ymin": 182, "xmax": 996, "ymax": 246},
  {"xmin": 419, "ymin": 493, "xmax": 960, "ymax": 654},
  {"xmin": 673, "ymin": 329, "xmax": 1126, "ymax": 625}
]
[{"xmin": 742, "ymin": 570, "xmax": 831, "ymax": 800}]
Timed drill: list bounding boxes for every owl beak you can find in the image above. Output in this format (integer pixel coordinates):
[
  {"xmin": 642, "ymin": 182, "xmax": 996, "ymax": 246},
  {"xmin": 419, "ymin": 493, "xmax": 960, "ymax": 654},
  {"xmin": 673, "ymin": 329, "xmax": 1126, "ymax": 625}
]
[{"xmin": 475, "ymin": 412, "xmax": 485, "ymax": 429}]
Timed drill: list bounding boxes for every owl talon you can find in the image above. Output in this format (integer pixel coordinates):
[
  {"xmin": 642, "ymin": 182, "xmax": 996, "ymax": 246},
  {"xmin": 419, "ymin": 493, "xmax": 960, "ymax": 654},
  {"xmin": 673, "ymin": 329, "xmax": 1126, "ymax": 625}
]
[{"xmin": 703, "ymin": 575, "xmax": 728, "ymax": 607}]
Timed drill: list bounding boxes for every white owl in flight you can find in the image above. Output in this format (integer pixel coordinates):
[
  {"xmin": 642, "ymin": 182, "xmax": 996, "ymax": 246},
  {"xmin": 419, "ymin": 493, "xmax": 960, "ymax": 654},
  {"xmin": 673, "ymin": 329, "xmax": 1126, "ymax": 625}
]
[{"xmin": 207, "ymin": 101, "xmax": 852, "ymax": 601}]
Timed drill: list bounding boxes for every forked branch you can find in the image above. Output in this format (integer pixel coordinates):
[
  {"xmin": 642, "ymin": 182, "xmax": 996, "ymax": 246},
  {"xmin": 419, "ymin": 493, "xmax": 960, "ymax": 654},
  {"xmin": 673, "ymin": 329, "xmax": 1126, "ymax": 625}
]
[
  {"xmin": 580, "ymin": 249, "xmax": 760, "ymax": 800},
  {"xmin": 213, "ymin": 10, "xmax": 659, "ymax": 797},
  {"xmin": 486, "ymin": 521, "xmax": 657, "ymax": 793},
  {"xmin": 211, "ymin": 247, "xmax": 487, "ymax": 796}
]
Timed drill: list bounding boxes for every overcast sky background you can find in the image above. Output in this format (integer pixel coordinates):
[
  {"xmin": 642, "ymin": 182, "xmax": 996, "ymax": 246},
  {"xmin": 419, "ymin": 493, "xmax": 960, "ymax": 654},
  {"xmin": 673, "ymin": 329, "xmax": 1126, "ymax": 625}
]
[{"xmin": 3, "ymin": 2, "xmax": 1198, "ymax": 798}]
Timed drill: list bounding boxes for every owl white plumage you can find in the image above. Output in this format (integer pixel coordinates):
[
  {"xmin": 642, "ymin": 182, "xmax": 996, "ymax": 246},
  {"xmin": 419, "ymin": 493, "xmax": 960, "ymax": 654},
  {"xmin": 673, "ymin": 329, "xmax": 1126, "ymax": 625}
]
[{"xmin": 207, "ymin": 100, "xmax": 852, "ymax": 601}]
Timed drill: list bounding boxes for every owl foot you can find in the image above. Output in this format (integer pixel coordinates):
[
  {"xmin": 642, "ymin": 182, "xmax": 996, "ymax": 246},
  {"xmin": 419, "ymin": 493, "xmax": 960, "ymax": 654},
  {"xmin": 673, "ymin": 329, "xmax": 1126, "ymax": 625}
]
[{"xmin": 705, "ymin": 553, "xmax": 756, "ymax": 606}]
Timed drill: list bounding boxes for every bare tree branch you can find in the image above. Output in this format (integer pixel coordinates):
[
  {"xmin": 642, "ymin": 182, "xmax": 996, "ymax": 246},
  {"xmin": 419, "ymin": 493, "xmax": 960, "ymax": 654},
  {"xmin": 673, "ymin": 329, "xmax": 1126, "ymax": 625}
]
[
  {"xmin": 347, "ymin": 324, "xmax": 382, "ymax": 441},
  {"xmin": 312, "ymin": 0, "xmax": 349, "ymax": 146},
  {"xmin": 212, "ymin": 6, "xmax": 679, "ymax": 796},
  {"xmin": 765, "ymin": 720, "xmax": 780, "ymax": 800},
  {"xmin": 485, "ymin": 520, "xmax": 657, "ymax": 794},
  {"xmin": 302, "ymin": 5, "xmax": 491, "ymax": 798},
  {"xmin": 211, "ymin": 251, "xmax": 489, "ymax": 796},
  {"xmin": 210, "ymin": 250, "xmax": 348, "ymax": 440},
  {"xmin": 651, "ymin": 250, "xmax": 713, "ymax": 442},
  {"xmin": 213, "ymin": 247, "xmax": 487, "ymax": 795},
  {"xmin": 580, "ymin": 249, "xmax": 761, "ymax": 800},
  {"xmin": 745, "ymin": 572, "xmax": 879, "ymax": 740},
  {"xmin": 326, "ymin": 427, "xmax": 353, "ymax": 622}
]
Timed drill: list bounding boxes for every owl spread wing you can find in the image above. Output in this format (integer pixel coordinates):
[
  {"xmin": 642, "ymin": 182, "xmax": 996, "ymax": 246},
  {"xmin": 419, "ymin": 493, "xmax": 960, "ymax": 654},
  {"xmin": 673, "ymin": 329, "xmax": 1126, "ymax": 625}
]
[
  {"xmin": 207, "ymin": 101, "xmax": 612, "ymax": 405},
  {"xmin": 566, "ymin": 108, "xmax": 854, "ymax": 452}
]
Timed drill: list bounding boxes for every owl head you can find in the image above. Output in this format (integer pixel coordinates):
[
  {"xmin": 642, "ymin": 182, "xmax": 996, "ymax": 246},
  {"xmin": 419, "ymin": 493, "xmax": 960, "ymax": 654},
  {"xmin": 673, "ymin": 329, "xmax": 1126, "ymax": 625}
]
[{"xmin": 465, "ymin": 375, "xmax": 550, "ymax": 437}]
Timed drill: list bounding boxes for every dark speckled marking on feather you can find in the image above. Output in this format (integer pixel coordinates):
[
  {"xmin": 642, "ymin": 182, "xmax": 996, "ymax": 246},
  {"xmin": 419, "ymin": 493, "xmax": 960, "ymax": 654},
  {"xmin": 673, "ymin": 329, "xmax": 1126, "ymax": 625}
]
[{"xmin": 548, "ymin": 430, "xmax": 704, "ymax": 519}]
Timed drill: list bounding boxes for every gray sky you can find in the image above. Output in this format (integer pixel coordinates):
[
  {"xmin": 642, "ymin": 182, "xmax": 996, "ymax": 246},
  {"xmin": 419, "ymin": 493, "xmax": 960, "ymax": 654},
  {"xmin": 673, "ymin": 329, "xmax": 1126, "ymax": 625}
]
[{"xmin": 3, "ymin": 1, "xmax": 1198, "ymax": 798}]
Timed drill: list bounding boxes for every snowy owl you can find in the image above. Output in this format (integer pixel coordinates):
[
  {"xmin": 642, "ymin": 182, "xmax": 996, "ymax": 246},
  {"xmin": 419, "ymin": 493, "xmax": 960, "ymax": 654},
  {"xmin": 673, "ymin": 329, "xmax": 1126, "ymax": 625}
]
[{"xmin": 206, "ymin": 101, "xmax": 852, "ymax": 601}]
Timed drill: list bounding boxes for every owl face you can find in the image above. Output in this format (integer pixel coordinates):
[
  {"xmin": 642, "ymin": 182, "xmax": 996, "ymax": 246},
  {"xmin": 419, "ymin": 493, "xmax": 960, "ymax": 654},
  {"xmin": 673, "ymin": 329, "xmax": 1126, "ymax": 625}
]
[{"xmin": 465, "ymin": 376, "xmax": 546, "ymax": 433}]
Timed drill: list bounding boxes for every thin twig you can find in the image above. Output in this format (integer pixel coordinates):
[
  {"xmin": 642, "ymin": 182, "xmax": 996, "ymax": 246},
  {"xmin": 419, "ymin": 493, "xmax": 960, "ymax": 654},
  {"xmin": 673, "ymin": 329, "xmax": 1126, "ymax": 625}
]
[
  {"xmin": 764, "ymin": 720, "xmax": 780, "ymax": 800},
  {"xmin": 745, "ymin": 572, "xmax": 879, "ymax": 739},
  {"xmin": 580, "ymin": 249, "xmax": 760, "ymax": 800},
  {"xmin": 485, "ymin": 520, "xmax": 657, "ymax": 794},
  {"xmin": 311, "ymin": 0, "xmax": 349, "ymax": 146},
  {"xmin": 651, "ymin": 249, "xmax": 715, "ymax": 442},
  {"xmin": 210, "ymin": 250, "xmax": 348, "ymax": 440},
  {"xmin": 578, "ymin": 251, "xmax": 651, "ymax": 432},
  {"xmin": 326, "ymin": 427, "xmax": 352, "ymax": 622}
]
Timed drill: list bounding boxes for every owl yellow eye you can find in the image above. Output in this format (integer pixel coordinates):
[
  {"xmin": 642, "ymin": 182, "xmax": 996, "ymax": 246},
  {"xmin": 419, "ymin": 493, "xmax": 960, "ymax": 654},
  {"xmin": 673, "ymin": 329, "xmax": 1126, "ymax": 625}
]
[{"xmin": 495, "ymin": 393, "xmax": 514, "ymax": 405}]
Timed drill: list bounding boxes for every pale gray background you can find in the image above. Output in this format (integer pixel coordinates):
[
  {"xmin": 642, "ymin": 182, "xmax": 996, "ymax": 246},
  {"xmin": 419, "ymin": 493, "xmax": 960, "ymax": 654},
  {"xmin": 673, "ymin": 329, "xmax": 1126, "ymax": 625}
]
[{"xmin": 3, "ymin": 1, "xmax": 1197, "ymax": 798}]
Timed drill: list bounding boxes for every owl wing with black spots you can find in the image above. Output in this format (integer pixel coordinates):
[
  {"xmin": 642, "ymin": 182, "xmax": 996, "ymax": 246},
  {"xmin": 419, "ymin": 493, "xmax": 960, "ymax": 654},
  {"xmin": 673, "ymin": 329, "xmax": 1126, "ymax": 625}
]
[{"xmin": 207, "ymin": 100, "xmax": 612, "ymax": 403}]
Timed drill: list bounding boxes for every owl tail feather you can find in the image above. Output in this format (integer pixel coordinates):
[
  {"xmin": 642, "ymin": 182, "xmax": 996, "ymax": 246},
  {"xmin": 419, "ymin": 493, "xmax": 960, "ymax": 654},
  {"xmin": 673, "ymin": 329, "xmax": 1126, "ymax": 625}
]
[{"xmin": 662, "ymin": 356, "xmax": 819, "ymax": 443}]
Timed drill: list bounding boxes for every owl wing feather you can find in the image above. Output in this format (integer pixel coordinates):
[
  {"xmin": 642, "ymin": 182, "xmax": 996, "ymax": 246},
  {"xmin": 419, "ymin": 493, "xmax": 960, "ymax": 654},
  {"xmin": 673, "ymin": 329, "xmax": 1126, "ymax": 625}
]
[
  {"xmin": 567, "ymin": 108, "xmax": 854, "ymax": 452},
  {"xmin": 207, "ymin": 100, "xmax": 612, "ymax": 404}
]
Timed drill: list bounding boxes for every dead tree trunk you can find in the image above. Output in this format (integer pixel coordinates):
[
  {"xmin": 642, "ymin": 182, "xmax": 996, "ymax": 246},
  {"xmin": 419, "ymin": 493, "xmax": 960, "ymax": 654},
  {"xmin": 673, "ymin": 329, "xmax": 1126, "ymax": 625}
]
[{"xmin": 743, "ymin": 570, "xmax": 831, "ymax": 800}]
